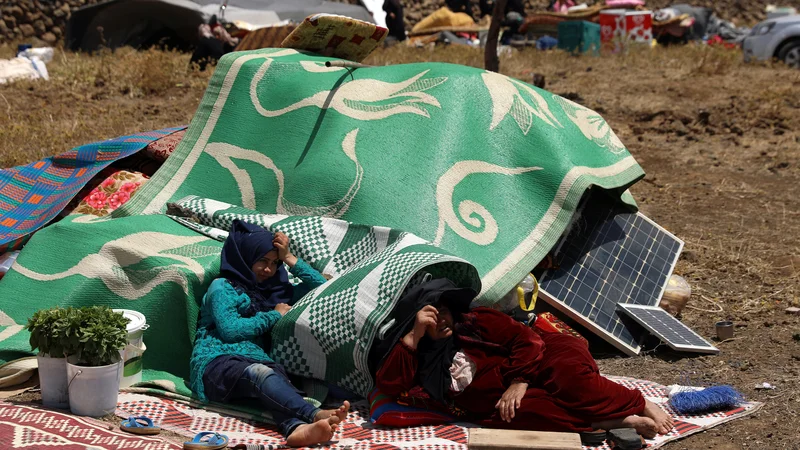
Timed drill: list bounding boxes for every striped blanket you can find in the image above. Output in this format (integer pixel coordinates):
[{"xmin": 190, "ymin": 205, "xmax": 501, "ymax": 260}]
[{"xmin": 0, "ymin": 127, "xmax": 185, "ymax": 253}]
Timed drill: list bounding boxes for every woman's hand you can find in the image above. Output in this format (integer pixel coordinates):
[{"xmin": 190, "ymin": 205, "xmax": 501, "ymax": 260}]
[
  {"xmin": 274, "ymin": 303, "xmax": 291, "ymax": 316},
  {"xmin": 496, "ymin": 381, "xmax": 527, "ymax": 423},
  {"xmin": 273, "ymin": 232, "xmax": 298, "ymax": 267},
  {"xmin": 401, "ymin": 305, "xmax": 439, "ymax": 349}
]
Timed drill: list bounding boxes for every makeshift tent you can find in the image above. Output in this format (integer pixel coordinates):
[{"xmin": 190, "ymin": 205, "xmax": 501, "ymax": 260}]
[
  {"xmin": 67, "ymin": 0, "xmax": 375, "ymax": 51},
  {"xmin": 0, "ymin": 48, "xmax": 644, "ymax": 400}
]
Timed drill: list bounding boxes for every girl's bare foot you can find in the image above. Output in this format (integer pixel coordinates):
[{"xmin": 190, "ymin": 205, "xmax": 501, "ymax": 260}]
[
  {"xmin": 313, "ymin": 400, "xmax": 350, "ymax": 423},
  {"xmin": 643, "ymin": 399, "xmax": 674, "ymax": 435},
  {"xmin": 286, "ymin": 416, "xmax": 341, "ymax": 447}
]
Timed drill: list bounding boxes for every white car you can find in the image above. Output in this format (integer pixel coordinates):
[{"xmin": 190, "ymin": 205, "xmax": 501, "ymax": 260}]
[{"xmin": 742, "ymin": 15, "xmax": 800, "ymax": 68}]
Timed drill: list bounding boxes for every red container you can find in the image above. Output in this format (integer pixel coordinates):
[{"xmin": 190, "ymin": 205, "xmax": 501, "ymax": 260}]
[{"xmin": 599, "ymin": 9, "xmax": 653, "ymax": 52}]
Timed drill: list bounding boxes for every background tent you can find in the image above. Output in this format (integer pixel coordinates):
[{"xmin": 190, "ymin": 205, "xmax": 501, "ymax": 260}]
[{"xmin": 67, "ymin": 0, "xmax": 375, "ymax": 51}]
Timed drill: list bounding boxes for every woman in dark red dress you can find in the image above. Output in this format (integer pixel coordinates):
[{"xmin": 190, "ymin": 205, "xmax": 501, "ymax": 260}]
[{"xmin": 374, "ymin": 280, "xmax": 673, "ymax": 438}]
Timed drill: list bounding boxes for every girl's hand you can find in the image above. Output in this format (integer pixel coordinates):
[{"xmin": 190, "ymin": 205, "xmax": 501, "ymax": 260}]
[
  {"xmin": 275, "ymin": 303, "xmax": 291, "ymax": 316},
  {"xmin": 273, "ymin": 232, "xmax": 297, "ymax": 267},
  {"xmin": 496, "ymin": 382, "xmax": 527, "ymax": 423}
]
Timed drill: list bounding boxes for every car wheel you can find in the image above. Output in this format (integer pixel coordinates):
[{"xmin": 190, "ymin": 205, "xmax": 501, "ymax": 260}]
[{"xmin": 778, "ymin": 40, "xmax": 800, "ymax": 69}]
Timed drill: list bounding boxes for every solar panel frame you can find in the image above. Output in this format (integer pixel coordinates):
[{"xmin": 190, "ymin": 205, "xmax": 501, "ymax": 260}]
[
  {"xmin": 617, "ymin": 304, "xmax": 719, "ymax": 354},
  {"xmin": 538, "ymin": 196, "xmax": 684, "ymax": 356}
]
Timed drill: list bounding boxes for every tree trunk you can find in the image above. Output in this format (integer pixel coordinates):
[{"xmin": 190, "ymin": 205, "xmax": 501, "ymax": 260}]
[{"xmin": 484, "ymin": 0, "xmax": 507, "ymax": 73}]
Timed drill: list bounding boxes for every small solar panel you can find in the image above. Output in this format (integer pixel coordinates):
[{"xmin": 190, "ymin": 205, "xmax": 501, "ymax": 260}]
[
  {"xmin": 538, "ymin": 192, "xmax": 684, "ymax": 355},
  {"xmin": 617, "ymin": 304, "xmax": 719, "ymax": 354}
]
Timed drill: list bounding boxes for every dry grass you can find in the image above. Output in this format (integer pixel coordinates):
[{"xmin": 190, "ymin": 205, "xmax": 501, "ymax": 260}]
[{"xmin": 0, "ymin": 46, "xmax": 211, "ymax": 167}]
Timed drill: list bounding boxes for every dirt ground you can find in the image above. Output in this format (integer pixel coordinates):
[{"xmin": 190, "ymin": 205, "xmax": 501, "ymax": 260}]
[{"xmin": 1, "ymin": 41, "xmax": 799, "ymax": 449}]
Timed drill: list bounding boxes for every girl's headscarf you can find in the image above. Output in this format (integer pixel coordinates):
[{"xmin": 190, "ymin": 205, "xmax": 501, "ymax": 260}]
[{"xmin": 219, "ymin": 220, "xmax": 294, "ymax": 311}]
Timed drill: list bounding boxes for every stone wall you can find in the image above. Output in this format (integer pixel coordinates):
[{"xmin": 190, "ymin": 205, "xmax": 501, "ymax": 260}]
[{"xmin": 1, "ymin": 0, "xmax": 108, "ymax": 45}]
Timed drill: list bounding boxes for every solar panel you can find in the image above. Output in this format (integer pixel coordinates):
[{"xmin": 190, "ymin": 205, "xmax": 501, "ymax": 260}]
[
  {"xmin": 617, "ymin": 304, "xmax": 719, "ymax": 354},
  {"xmin": 538, "ymin": 192, "xmax": 684, "ymax": 355}
]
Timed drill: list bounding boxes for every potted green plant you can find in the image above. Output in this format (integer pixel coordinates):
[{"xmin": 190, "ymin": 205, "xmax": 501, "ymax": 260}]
[
  {"xmin": 65, "ymin": 306, "xmax": 129, "ymax": 417},
  {"xmin": 25, "ymin": 307, "xmax": 80, "ymax": 409}
]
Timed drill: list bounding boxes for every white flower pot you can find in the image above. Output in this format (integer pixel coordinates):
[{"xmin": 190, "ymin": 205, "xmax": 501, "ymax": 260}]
[
  {"xmin": 36, "ymin": 354, "xmax": 69, "ymax": 409},
  {"xmin": 66, "ymin": 360, "xmax": 122, "ymax": 417}
]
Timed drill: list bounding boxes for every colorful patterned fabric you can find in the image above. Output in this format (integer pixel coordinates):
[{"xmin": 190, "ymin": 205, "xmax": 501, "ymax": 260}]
[
  {"xmin": 535, "ymin": 311, "xmax": 589, "ymax": 344},
  {"xmin": 281, "ymin": 15, "xmax": 387, "ymax": 62},
  {"xmin": 368, "ymin": 388, "xmax": 459, "ymax": 427},
  {"xmin": 64, "ymin": 169, "xmax": 150, "ymax": 217},
  {"xmin": 145, "ymin": 130, "xmax": 186, "ymax": 163},
  {"xmin": 0, "ymin": 401, "xmax": 182, "ymax": 449},
  {"xmin": 0, "ymin": 127, "xmax": 184, "ymax": 253},
  {"xmin": 112, "ymin": 48, "xmax": 644, "ymax": 305},
  {"xmin": 115, "ymin": 375, "xmax": 762, "ymax": 450}
]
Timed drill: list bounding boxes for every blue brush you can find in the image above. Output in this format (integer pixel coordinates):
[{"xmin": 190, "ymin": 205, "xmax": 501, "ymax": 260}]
[{"xmin": 668, "ymin": 385, "xmax": 744, "ymax": 415}]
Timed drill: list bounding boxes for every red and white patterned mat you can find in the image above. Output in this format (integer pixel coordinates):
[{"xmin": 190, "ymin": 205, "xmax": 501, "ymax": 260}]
[
  {"xmin": 116, "ymin": 376, "xmax": 762, "ymax": 450},
  {"xmin": 0, "ymin": 401, "xmax": 181, "ymax": 449}
]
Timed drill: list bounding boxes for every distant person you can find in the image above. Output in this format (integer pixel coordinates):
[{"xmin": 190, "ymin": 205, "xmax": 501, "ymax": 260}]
[
  {"xmin": 383, "ymin": 0, "xmax": 406, "ymax": 43},
  {"xmin": 190, "ymin": 16, "xmax": 239, "ymax": 71},
  {"xmin": 480, "ymin": 0, "xmax": 526, "ymax": 17},
  {"xmin": 446, "ymin": 0, "xmax": 470, "ymax": 14}
]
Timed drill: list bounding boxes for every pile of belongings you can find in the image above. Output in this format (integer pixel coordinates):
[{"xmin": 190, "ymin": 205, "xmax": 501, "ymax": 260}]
[
  {"xmin": 519, "ymin": 0, "xmax": 720, "ymax": 44},
  {"xmin": 0, "ymin": 46, "xmax": 53, "ymax": 85},
  {"xmin": 653, "ymin": 4, "xmax": 751, "ymax": 45},
  {"xmin": 407, "ymin": 7, "xmax": 492, "ymax": 47}
]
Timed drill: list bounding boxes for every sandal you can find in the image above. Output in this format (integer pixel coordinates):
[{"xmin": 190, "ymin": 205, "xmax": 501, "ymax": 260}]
[
  {"xmin": 120, "ymin": 416, "xmax": 161, "ymax": 435},
  {"xmin": 579, "ymin": 429, "xmax": 607, "ymax": 446},
  {"xmin": 184, "ymin": 432, "xmax": 230, "ymax": 450}
]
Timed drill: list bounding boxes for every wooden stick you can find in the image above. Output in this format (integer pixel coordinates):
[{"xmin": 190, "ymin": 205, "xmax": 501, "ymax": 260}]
[{"xmin": 484, "ymin": 0, "xmax": 507, "ymax": 73}]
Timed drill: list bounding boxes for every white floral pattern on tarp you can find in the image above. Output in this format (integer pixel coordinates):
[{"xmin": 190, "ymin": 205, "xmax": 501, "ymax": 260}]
[
  {"xmin": 251, "ymin": 60, "xmax": 448, "ymax": 121},
  {"xmin": 13, "ymin": 231, "xmax": 213, "ymax": 300},
  {"xmin": 482, "ymin": 71, "xmax": 561, "ymax": 134},
  {"xmin": 556, "ymin": 96, "xmax": 627, "ymax": 154}
]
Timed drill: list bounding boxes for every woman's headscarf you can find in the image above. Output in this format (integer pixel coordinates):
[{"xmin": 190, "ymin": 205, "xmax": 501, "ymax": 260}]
[
  {"xmin": 219, "ymin": 220, "xmax": 294, "ymax": 312},
  {"xmin": 369, "ymin": 278, "xmax": 476, "ymax": 404}
]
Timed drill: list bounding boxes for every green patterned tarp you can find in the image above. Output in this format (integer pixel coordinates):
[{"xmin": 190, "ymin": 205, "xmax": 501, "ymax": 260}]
[
  {"xmin": 113, "ymin": 48, "xmax": 644, "ymax": 303},
  {"xmin": 0, "ymin": 47, "xmax": 644, "ymax": 402}
]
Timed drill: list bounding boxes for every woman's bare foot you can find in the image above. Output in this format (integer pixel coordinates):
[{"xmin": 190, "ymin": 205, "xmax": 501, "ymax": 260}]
[
  {"xmin": 592, "ymin": 415, "xmax": 658, "ymax": 439},
  {"xmin": 620, "ymin": 415, "xmax": 658, "ymax": 439},
  {"xmin": 313, "ymin": 400, "xmax": 350, "ymax": 423},
  {"xmin": 643, "ymin": 399, "xmax": 674, "ymax": 435},
  {"xmin": 286, "ymin": 416, "xmax": 341, "ymax": 447}
]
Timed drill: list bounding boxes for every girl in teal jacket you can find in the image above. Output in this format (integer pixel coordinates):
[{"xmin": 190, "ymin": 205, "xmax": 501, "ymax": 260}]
[{"xmin": 189, "ymin": 220, "xmax": 349, "ymax": 447}]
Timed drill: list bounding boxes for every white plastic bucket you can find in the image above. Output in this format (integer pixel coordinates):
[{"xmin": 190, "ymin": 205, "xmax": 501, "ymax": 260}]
[
  {"xmin": 113, "ymin": 309, "xmax": 148, "ymax": 388},
  {"xmin": 66, "ymin": 360, "xmax": 122, "ymax": 417},
  {"xmin": 37, "ymin": 354, "xmax": 69, "ymax": 409}
]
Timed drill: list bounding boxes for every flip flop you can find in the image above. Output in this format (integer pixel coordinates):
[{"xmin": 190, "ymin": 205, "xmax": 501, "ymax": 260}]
[
  {"xmin": 120, "ymin": 416, "xmax": 161, "ymax": 435},
  {"xmin": 184, "ymin": 432, "xmax": 230, "ymax": 450},
  {"xmin": 579, "ymin": 429, "xmax": 607, "ymax": 446}
]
